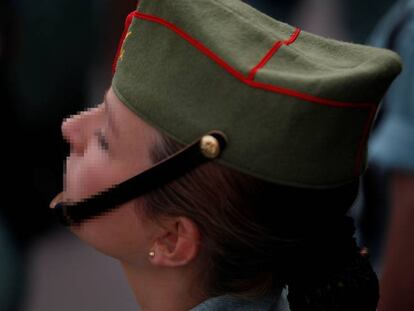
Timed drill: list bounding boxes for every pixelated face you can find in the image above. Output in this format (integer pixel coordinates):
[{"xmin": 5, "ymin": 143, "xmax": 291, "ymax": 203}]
[{"xmin": 60, "ymin": 86, "xmax": 160, "ymax": 263}]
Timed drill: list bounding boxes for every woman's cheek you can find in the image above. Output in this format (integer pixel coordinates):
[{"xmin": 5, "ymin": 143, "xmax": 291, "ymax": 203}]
[
  {"xmin": 80, "ymin": 164, "xmax": 111, "ymax": 199},
  {"xmin": 66, "ymin": 156, "xmax": 107, "ymax": 201}
]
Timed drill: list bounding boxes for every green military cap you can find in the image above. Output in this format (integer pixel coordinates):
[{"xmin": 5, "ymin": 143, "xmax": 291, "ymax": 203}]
[{"xmin": 112, "ymin": 0, "xmax": 402, "ymax": 189}]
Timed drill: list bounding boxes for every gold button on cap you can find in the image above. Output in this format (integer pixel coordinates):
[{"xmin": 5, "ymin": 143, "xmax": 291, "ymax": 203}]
[{"xmin": 200, "ymin": 135, "xmax": 221, "ymax": 159}]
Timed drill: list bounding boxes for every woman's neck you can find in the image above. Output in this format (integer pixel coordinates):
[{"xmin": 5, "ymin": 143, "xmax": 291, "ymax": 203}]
[{"xmin": 120, "ymin": 260, "xmax": 207, "ymax": 311}]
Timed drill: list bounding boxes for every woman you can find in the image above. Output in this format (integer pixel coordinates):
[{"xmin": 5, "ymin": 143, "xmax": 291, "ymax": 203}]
[{"xmin": 50, "ymin": 0, "xmax": 402, "ymax": 310}]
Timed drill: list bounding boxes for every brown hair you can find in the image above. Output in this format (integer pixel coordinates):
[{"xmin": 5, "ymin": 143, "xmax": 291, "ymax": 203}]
[
  {"xmin": 138, "ymin": 131, "xmax": 296, "ymax": 299},
  {"xmin": 137, "ymin": 130, "xmax": 378, "ymax": 309}
]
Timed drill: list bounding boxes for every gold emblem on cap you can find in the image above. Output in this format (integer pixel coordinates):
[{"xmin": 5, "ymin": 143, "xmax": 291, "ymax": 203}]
[
  {"xmin": 119, "ymin": 31, "xmax": 133, "ymax": 61},
  {"xmin": 200, "ymin": 135, "xmax": 221, "ymax": 159},
  {"xmin": 119, "ymin": 49, "xmax": 126, "ymax": 61}
]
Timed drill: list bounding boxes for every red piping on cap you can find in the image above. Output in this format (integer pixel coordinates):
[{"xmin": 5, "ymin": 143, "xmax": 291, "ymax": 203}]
[
  {"xmin": 132, "ymin": 12, "xmax": 374, "ymax": 109},
  {"xmin": 248, "ymin": 28, "xmax": 301, "ymax": 81}
]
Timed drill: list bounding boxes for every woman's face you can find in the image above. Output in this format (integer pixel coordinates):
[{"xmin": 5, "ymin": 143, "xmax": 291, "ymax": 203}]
[{"xmin": 61, "ymin": 86, "xmax": 160, "ymax": 264}]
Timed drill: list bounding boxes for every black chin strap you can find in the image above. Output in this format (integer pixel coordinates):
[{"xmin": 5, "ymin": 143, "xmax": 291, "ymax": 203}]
[{"xmin": 49, "ymin": 130, "xmax": 228, "ymax": 226}]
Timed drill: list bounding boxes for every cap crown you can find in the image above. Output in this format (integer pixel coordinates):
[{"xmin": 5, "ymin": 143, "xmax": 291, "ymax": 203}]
[{"xmin": 112, "ymin": 0, "xmax": 402, "ymax": 188}]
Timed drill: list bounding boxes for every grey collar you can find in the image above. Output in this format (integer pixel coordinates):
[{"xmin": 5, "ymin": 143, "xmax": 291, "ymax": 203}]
[{"xmin": 189, "ymin": 288, "xmax": 291, "ymax": 311}]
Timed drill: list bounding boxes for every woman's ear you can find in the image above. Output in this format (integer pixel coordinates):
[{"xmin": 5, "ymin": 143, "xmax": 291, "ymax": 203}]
[{"xmin": 150, "ymin": 216, "xmax": 201, "ymax": 267}]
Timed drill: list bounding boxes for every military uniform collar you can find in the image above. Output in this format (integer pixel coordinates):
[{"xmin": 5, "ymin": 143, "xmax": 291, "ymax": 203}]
[{"xmin": 189, "ymin": 288, "xmax": 291, "ymax": 311}]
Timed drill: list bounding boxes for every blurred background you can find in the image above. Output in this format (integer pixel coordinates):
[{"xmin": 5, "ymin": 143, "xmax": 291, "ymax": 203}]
[{"xmin": 1, "ymin": 0, "xmax": 412, "ymax": 310}]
